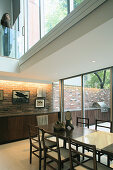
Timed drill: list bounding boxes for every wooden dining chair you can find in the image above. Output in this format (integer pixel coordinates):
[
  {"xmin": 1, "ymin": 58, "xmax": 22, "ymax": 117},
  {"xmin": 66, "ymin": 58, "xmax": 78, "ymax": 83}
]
[
  {"xmin": 95, "ymin": 119, "xmax": 112, "ymax": 132},
  {"xmin": 76, "ymin": 117, "xmax": 89, "ymax": 155},
  {"xmin": 68, "ymin": 137, "xmax": 113, "ymax": 170},
  {"xmin": 95, "ymin": 119, "xmax": 112, "ymax": 165},
  {"xmin": 28, "ymin": 125, "xmax": 57, "ymax": 170},
  {"xmin": 76, "ymin": 117, "xmax": 89, "ymax": 128},
  {"xmin": 42, "ymin": 129, "xmax": 78, "ymax": 170},
  {"xmin": 28, "ymin": 125, "xmax": 43, "ymax": 170},
  {"xmin": 36, "ymin": 115, "xmax": 52, "ymax": 139}
]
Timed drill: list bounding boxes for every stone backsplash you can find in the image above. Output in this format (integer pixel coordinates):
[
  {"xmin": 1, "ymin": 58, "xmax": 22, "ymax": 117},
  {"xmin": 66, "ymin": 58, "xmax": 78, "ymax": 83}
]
[{"xmin": 0, "ymin": 80, "xmax": 53, "ymax": 114}]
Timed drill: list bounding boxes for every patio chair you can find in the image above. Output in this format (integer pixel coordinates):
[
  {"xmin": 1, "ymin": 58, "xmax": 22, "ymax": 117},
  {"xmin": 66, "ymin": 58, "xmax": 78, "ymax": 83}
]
[
  {"xmin": 42, "ymin": 129, "xmax": 78, "ymax": 170},
  {"xmin": 68, "ymin": 137, "xmax": 113, "ymax": 170},
  {"xmin": 28, "ymin": 125, "xmax": 57, "ymax": 170},
  {"xmin": 95, "ymin": 119, "xmax": 112, "ymax": 132},
  {"xmin": 76, "ymin": 117, "xmax": 89, "ymax": 128}
]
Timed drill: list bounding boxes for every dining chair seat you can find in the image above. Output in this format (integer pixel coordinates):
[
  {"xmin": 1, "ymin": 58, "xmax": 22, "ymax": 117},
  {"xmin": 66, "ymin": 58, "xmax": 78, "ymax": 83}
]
[
  {"xmin": 32, "ymin": 139, "xmax": 56, "ymax": 149},
  {"xmin": 44, "ymin": 138, "xmax": 57, "ymax": 148},
  {"xmin": 47, "ymin": 147, "xmax": 71, "ymax": 161}
]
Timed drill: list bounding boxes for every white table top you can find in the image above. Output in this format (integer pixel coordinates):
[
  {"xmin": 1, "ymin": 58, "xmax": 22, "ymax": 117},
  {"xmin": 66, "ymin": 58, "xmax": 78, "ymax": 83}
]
[{"xmin": 76, "ymin": 131, "xmax": 113, "ymax": 150}]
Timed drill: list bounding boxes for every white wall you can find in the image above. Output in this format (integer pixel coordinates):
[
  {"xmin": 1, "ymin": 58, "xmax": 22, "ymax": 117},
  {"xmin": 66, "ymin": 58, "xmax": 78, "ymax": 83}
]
[{"xmin": 0, "ymin": 56, "xmax": 19, "ymax": 73}]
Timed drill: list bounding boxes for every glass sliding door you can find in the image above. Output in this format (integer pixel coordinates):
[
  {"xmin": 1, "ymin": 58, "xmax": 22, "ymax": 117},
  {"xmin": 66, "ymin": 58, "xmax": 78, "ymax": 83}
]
[
  {"xmin": 15, "ymin": 0, "xmax": 40, "ymax": 56},
  {"xmin": 83, "ymin": 68, "xmax": 111, "ymax": 131},
  {"xmin": 64, "ymin": 76, "xmax": 82, "ymax": 126}
]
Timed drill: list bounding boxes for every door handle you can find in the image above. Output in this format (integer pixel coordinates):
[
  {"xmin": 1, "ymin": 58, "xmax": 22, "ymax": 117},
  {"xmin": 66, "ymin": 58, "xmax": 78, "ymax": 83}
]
[{"xmin": 22, "ymin": 26, "xmax": 24, "ymax": 36}]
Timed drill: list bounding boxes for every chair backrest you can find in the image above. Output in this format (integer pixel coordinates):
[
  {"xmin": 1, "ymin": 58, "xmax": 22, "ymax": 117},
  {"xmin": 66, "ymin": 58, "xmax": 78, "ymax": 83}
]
[
  {"xmin": 68, "ymin": 138, "xmax": 97, "ymax": 170},
  {"xmin": 28, "ymin": 125, "xmax": 42, "ymax": 148},
  {"xmin": 76, "ymin": 117, "xmax": 89, "ymax": 128},
  {"xmin": 95, "ymin": 119, "xmax": 112, "ymax": 132},
  {"xmin": 36, "ymin": 115, "xmax": 48, "ymax": 126},
  {"xmin": 42, "ymin": 129, "xmax": 61, "ymax": 161}
]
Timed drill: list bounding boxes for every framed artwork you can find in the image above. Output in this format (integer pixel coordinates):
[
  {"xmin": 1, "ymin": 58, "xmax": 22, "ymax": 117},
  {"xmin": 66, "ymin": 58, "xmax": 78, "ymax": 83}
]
[
  {"xmin": 12, "ymin": 90, "xmax": 30, "ymax": 104},
  {"xmin": 36, "ymin": 98, "xmax": 45, "ymax": 108},
  {"xmin": 0, "ymin": 90, "xmax": 3, "ymax": 100}
]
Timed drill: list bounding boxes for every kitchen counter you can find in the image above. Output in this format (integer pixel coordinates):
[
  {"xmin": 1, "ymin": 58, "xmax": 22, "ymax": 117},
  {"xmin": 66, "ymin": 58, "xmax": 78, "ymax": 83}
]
[
  {"xmin": 0, "ymin": 111, "xmax": 59, "ymax": 117},
  {"xmin": 0, "ymin": 112, "xmax": 58, "ymax": 144}
]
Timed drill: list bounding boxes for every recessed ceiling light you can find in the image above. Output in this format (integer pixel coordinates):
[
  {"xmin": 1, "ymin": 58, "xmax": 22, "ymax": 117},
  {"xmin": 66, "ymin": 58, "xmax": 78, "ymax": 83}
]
[{"xmin": 91, "ymin": 60, "xmax": 96, "ymax": 63}]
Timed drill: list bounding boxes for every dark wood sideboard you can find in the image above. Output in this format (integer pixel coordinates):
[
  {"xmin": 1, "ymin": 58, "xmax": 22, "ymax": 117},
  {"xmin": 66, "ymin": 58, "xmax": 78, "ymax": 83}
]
[{"xmin": 0, "ymin": 112, "xmax": 58, "ymax": 144}]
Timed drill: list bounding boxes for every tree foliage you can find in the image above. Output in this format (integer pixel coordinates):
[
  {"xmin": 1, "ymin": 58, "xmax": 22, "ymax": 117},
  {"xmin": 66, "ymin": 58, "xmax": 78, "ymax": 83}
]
[
  {"xmin": 74, "ymin": 0, "xmax": 84, "ymax": 8},
  {"xmin": 84, "ymin": 69, "xmax": 110, "ymax": 89},
  {"xmin": 45, "ymin": 0, "xmax": 67, "ymax": 33},
  {"xmin": 45, "ymin": 0, "xmax": 84, "ymax": 33}
]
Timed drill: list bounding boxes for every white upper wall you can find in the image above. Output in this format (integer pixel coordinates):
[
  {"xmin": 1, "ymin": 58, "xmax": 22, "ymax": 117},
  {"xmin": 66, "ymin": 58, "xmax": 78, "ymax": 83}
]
[{"xmin": 0, "ymin": 57, "xmax": 19, "ymax": 73}]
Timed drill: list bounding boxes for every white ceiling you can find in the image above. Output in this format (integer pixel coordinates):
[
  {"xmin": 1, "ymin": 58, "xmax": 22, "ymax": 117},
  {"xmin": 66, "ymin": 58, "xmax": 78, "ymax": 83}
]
[
  {"xmin": 0, "ymin": 18, "xmax": 113, "ymax": 84},
  {"xmin": 21, "ymin": 18, "xmax": 113, "ymax": 82}
]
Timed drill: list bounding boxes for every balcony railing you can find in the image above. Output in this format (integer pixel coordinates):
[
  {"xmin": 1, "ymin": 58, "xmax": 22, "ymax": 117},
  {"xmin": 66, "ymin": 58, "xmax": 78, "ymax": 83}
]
[{"xmin": 0, "ymin": 26, "xmax": 23, "ymax": 59}]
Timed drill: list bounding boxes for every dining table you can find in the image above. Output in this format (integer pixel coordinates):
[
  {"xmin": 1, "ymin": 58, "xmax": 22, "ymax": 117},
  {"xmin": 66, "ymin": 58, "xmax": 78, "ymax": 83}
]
[
  {"xmin": 76, "ymin": 130, "xmax": 113, "ymax": 166},
  {"xmin": 37, "ymin": 122, "xmax": 95, "ymax": 148},
  {"xmin": 37, "ymin": 122, "xmax": 95, "ymax": 139},
  {"xmin": 37, "ymin": 122, "xmax": 113, "ymax": 167}
]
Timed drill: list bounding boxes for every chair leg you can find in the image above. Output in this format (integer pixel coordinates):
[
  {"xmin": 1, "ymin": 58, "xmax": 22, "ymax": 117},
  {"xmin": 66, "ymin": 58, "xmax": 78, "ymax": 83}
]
[
  {"xmin": 98, "ymin": 152, "xmax": 100, "ymax": 162},
  {"xmin": 58, "ymin": 162, "xmax": 61, "ymax": 170},
  {"xmin": 44, "ymin": 149, "xmax": 46, "ymax": 170},
  {"xmin": 82, "ymin": 146, "xmax": 85, "ymax": 160},
  {"xmin": 39, "ymin": 151, "xmax": 42, "ymax": 170},
  {"xmin": 107, "ymin": 155, "xmax": 110, "ymax": 167},
  {"xmin": 30, "ymin": 145, "xmax": 32, "ymax": 164}
]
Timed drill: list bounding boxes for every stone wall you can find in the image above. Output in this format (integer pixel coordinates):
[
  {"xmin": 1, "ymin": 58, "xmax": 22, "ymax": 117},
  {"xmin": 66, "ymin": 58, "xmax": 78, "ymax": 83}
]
[
  {"xmin": 0, "ymin": 80, "xmax": 110, "ymax": 114},
  {"xmin": 53, "ymin": 84, "xmax": 110, "ymax": 111},
  {"xmin": 0, "ymin": 80, "xmax": 53, "ymax": 114}
]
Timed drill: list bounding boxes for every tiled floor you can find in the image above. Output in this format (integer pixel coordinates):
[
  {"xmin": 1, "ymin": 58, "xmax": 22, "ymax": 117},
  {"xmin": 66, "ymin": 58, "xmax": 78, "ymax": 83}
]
[
  {"xmin": 0, "ymin": 124, "xmax": 112, "ymax": 170},
  {"xmin": 0, "ymin": 140, "xmax": 39, "ymax": 170},
  {"xmin": 0, "ymin": 139, "xmax": 69, "ymax": 170}
]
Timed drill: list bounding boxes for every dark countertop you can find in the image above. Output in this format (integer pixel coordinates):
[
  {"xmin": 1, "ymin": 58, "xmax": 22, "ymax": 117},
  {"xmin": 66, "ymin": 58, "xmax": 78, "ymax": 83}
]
[{"xmin": 0, "ymin": 111, "xmax": 59, "ymax": 118}]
